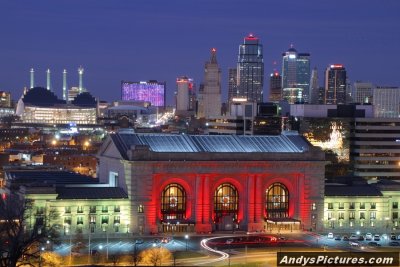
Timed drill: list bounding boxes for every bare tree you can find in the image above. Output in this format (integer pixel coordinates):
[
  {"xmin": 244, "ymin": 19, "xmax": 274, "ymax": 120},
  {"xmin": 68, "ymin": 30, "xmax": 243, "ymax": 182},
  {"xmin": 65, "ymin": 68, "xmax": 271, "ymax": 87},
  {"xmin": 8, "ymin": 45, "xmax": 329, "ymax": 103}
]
[
  {"xmin": 141, "ymin": 247, "xmax": 171, "ymax": 267},
  {"xmin": 0, "ymin": 193, "xmax": 60, "ymax": 267},
  {"xmin": 131, "ymin": 244, "xmax": 142, "ymax": 266}
]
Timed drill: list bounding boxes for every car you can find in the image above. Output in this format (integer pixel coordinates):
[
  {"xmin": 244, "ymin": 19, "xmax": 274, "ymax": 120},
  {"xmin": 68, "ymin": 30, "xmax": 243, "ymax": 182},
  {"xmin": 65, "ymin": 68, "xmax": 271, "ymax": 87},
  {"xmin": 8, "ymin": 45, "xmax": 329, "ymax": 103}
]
[
  {"xmin": 349, "ymin": 234, "xmax": 358, "ymax": 240},
  {"xmin": 390, "ymin": 233, "xmax": 396, "ymax": 240},
  {"xmin": 365, "ymin": 233, "xmax": 373, "ymax": 240},
  {"xmin": 381, "ymin": 234, "xmax": 388, "ymax": 240},
  {"xmin": 161, "ymin": 237, "xmax": 169, "ymax": 243},
  {"xmin": 349, "ymin": 241, "xmax": 359, "ymax": 246},
  {"xmin": 342, "ymin": 236, "xmax": 349, "ymax": 241},
  {"xmin": 135, "ymin": 239, "xmax": 144, "ymax": 244},
  {"xmin": 327, "ymin": 233, "xmax": 334, "ymax": 239},
  {"xmin": 368, "ymin": 241, "xmax": 381, "ymax": 247},
  {"xmin": 374, "ymin": 234, "xmax": 381, "ymax": 241},
  {"xmin": 357, "ymin": 236, "xmax": 365, "ymax": 241},
  {"xmin": 334, "ymin": 236, "xmax": 341, "ymax": 241},
  {"xmin": 389, "ymin": 241, "xmax": 400, "ymax": 246},
  {"xmin": 397, "ymin": 235, "xmax": 400, "ymax": 240},
  {"xmin": 226, "ymin": 238, "xmax": 234, "ymax": 244}
]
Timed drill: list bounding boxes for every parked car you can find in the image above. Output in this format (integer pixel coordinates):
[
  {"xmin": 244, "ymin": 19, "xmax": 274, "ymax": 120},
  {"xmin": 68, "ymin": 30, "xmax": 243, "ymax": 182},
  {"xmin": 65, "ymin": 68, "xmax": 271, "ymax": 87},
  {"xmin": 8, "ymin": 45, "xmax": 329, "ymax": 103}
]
[
  {"xmin": 368, "ymin": 241, "xmax": 381, "ymax": 247},
  {"xmin": 334, "ymin": 236, "xmax": 341, "ymax": 241},
  {"xmin": 389, "ymin": 241, "xmax": 400, "ymax": 246},
  {"xmin": 381, "ymin": 234, "xmax": 388, "ymax": 240},
  {"xmin": 327, "ymin": 233, "xmax": 334, "ymax": 239},
  {"xmin": 135, "ymin": 239, "xmax": 144, "ymax": 244},
  {"xmin": 161, "ymin": 237, "xmax": 170, "ymax": 243},
  {"xmin": 349, "ymin": 241, "xmax": 359, "ymax": 246},
  {"xmin": 374, "ymin": 234, "xmax": 381, "ymax": 241},
  {"xmin": 390, "ymin": 233, "xmax": 397, "ymax": 240},
  {"xmin": 342, "ymin": 236, "xmax": 349, "ymax": 241},
  {"xmin": 349, "ymin": 234, "xmax": 358, "ymax": 240},
  {"xmin": 365, "ymin": 233, "xmax": 373, "ymax": 240},
  {"xmin": 357, "ymin": 236, "xmax": 365, "ymax": 241}
]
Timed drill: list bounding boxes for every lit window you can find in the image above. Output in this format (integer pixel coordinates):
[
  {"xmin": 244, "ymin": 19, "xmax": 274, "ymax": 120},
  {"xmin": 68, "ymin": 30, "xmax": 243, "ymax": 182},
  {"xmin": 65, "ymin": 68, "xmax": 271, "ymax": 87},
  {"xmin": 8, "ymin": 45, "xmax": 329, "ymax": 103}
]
[
  {"xmin": 138, "ymin": 205, "xmax": 144, "ymax": 213},
  {"xmin": 349, "ymin": 212, "xmax": 355, "ymax": 220},
  {"xmin": 161, "ymin": 183, "xmax": 186, "ymax": 220},
  {"xmin": 328, "ymin": 203, "xmax": 333, "ymax": 210},
  {"xmin": 266, "ymin": 183, "xmax": 289, "ymax": 219},
  {"xmin": 393, "ymin": 212, "xmax": 398, "ymax": 220},
  {"xmin": 370, "ymin": 211, "xmax": 376, "ymax": 219},
  {"xmin": 349, "ymin": 202, "xmax": 355, "ymax": 209},
  {"xmin": 370, "ymin": 203, "xmax": 376, "ymax": 209},
  {"xmin": 77, "ymin": 206, "xmax": 83, "ymax": 213},
  {"xmin": 338, "ymin": 203, "xmax": 344, "ymax": 209},
  {"xmin": 393, "ymin": 202, "xmax": 398, "ymax": 209},
  {"xmin": 360, "ymin": 203, "xmax": 365, "ymax": 209},
  {"xmin": 360, "ymin": 212, "xmax": 365, "ymax": 219}
]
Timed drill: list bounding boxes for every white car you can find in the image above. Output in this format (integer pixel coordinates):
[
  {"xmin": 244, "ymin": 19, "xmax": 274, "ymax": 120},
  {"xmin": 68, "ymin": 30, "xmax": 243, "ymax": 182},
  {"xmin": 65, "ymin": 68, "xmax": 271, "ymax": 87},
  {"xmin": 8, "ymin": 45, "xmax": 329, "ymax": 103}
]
[
  {"xmin": 327, "ymin": 233, "xmax": 334, "ymax": 239},
  {"xmin": 349, "ymin": 241, "xmax": 359, "ymax": 246},
  {"xmin": 365, "ymin": 233, "xmax": 373, "ymax": 240},
  {"xmin": 374, "ymin": 234, "xmax": 381, "ymax": 241},
  {"xmin": 349, "ymin": 234, "xmax": 358, "ymax": 240}
]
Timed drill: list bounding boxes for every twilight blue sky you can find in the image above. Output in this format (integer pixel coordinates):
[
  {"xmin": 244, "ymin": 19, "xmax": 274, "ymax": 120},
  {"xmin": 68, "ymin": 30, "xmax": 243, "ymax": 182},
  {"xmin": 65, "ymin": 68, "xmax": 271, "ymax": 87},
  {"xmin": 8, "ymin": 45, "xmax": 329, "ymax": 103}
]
[{"xmin": 1, "ymin": 0, "xmax": 399, "ymax": 105}]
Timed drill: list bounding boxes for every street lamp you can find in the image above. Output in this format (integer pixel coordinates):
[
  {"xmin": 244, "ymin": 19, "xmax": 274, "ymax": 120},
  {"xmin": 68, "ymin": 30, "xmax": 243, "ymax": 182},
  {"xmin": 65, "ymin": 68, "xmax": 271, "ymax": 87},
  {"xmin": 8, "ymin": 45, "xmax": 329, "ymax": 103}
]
[
  {"xmin": 385, "ymin": 217, "xmax": 390, "ymax": 244},
  {"xmin": 185, "ymin": 234, "xmax": 189, "ymax": 251}
]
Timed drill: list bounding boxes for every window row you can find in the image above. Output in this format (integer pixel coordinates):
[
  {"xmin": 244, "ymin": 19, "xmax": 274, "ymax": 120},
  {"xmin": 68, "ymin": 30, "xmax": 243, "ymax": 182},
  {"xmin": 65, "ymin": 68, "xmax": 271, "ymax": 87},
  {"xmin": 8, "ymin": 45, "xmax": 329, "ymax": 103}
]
[
  {"xmin": 64, "ymin": 215, "xmax": 121, "ymax": 225},
  {"xmin": 64, "ymin": 205, "xmax": 121, "ymax": 214},
  {"xmin": 327, "ymin": 202, "xmax": 378, "ymax": 210}
]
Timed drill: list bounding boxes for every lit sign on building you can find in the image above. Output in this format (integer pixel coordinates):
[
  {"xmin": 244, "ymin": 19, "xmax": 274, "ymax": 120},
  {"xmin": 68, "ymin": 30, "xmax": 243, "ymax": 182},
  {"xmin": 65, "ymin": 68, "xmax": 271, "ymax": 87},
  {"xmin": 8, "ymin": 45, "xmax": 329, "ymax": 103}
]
[{"xmin": 121, "ymin": 81, "xmax": 166, "ymax": 107}]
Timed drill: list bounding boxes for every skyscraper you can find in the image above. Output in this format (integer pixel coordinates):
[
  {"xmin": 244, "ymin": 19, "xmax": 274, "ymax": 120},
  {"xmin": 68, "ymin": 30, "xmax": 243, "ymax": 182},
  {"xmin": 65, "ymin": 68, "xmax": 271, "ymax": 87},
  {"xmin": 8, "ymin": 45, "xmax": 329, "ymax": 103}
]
[
  {"xmin": 310, "ymin": 67, "xmax": 319, "ymax": 104},
  {"xmin": 373, "ymin": 86, "xmax": 400, "ymax": 118},
  {"xmin": 281, "ymin": 46, "xmax": 311, "ymax": 103},
  {"xmin": 197, "ymin": 48, "xmax": 221, "ymax": 118},
  {"xmin": 268, "ymin": 71, "xmax": 282, "ymax": 103},
  {"xmin": 227, "ymin": 68, "xmax": 237, "ymax": 104},
  {"xmin": 121, "ymin": 80, "xmax": 166, "ymax": 107},
  {"xmin": 324, "ymin": 64, "xmax": 347, "ymax": 104},
  {"xmin": 234, "ymin": 34, "xmax": 264, "ymax": 103},
  {"xmin": 353, "ymin": 82, "xmax": 373, "ymax": 104},
  {"xmin": 176, "ymin": 76, "xmax": 195, "ymax": 115}
]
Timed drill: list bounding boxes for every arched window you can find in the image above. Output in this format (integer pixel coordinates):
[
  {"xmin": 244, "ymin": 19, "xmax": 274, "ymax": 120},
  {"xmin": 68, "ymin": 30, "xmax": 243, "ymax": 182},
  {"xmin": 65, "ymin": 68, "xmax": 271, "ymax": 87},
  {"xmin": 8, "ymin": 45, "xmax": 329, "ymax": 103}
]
[
  {"xmin": 161, "ymin": 183, "xmax": 186, "ymax": 220},
  {"xmin": 214, "ymin": 183, "xmax": 238, "ymax": 214},
  {"xmin": 266, "ymin": 183, "xmax": 289, "ymax": 219}
]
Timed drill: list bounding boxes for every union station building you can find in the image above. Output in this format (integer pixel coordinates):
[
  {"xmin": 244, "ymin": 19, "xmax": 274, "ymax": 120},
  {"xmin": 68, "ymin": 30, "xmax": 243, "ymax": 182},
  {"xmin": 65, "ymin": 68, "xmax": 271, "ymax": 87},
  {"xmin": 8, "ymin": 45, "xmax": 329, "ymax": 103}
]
[{"xmin": 98, "ymin": 131, "xmax": 326, "ymax": 234}]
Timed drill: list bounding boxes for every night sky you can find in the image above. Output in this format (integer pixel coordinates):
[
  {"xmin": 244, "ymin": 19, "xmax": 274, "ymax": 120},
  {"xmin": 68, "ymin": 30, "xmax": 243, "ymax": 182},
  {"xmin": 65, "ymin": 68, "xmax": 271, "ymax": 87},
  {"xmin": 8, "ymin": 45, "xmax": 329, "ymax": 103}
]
[{"xmin": 1, "ymin": 0, "xmax": 399, "ymax": 105}]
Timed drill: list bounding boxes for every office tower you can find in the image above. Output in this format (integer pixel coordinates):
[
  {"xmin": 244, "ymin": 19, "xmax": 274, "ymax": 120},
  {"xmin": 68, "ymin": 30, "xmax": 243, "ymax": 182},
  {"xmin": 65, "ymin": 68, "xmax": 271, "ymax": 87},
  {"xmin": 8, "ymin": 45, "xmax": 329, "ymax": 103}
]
[
  {"xmin": 0, "ymin": 91, "xmax": 11, "ymax": 107},
  {"xmin": 197, "ymin": 48, "xmax": 221, "ymax": 118},
  {"xmin": 296, "ymin": 53, "xmax": 311, "ymax": 102},
  {"xmin": 78, "ymin": 66, "xmax": 84, "ymax": 93},
  {"xmin": 176, "ymin": 76, "xmax": 195, "ymax": 114},
  {"xmin": 235, "ymin": 34, "xmax": 264, "ymax": 103},
  {"xmin": 30, "ymin": 68, "xmax": 35, "ymax": 89},
  {"xmin": 227, "ymin": 68, "xmax": 237, "ymax": 104},
  {"xmin": 121, "ymin": 80, "xmax": 166, "ymax": 107},
  {"xmin": 373, "ymin": 86, "xmax": 400, "ymax": 118},
  {"xmin": 310, "ymin": 67, "xmax": 319, "ymax": 104},
  {"xmin": 353, "ymin": 82, "xmax": 373, "ymax": 104},
  {"xmin": 317, "ymin": 87, "xmax": 325, "ymax": 104},
  {"xmin": 324, "ymin": 64, "xmax": 347, "ymax": 104},
  {"xmin": 46, "ymin": 69, "xmax": 51, "ymax": 91},
  {"xmin": 63, "ymin": 69, "xmax": 67, "ymax": 101},
  {"xmin": 268, "ymin": 71, "xmax": 282, "ymax": 102},
  {"xmin": 281, "ymin": 46, "xmax": 311, "ymax": 104}
]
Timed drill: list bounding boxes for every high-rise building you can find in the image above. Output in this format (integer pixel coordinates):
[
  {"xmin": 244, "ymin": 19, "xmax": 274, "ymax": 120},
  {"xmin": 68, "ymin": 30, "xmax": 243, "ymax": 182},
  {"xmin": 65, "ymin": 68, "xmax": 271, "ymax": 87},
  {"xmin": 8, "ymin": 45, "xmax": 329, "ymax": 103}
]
[
  {"xmin": 197, "ymin": 48, "xmax": 221, "ymax": 118},
  {"xmin": 268, "ymin": 72, "xmax": 282, "ymax": 102},
  {"xmin": 373, "ymin": 86, "xmax": 400, "ymax": 118},
  {"xmin": 0, "ymin": 91, "xmax": 11, "ymax": 108},
  {"xmin": 324, "ymin": 64, "xmax": 347, "ymax": 104},
  {"xmin": 121, "ymin": 80, "xmax": 166, "ymax": 107},
  {"xmin": 353, "ymin": 82, "xmax": 373, "ymax": 104},
  {"xmin": 176, "ymin": 76, "xmax": 195, "ymax": 115},
  {"xmin": 227, "ymin": 68, "xmax": 237, "ymax": 104},
  {"xmin": 281, "ymin": 46, "xmax": 311, "ymax": 104},
  {"xmin": 234, "ymin": 34, "xmax": 264, "ymax": 103},
  {"xmin": 310, "ymin": 67, "xmax": 319, "ymax": 104}
]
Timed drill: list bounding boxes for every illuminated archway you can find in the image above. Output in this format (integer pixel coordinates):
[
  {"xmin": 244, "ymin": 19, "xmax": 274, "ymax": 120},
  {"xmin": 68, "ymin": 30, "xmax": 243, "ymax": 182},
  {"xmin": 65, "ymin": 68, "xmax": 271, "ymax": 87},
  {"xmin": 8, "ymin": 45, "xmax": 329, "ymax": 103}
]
[
  {"xmin": 161, "ymin": 183, "xmax": 186, "ymax": 220},
  {"xmin": 266, "ymin": 182, "xmax": 289, "ymax": 219},
  {"xmin": 214, "ymin": 183, "xmax": 238, "ymax": 221}
]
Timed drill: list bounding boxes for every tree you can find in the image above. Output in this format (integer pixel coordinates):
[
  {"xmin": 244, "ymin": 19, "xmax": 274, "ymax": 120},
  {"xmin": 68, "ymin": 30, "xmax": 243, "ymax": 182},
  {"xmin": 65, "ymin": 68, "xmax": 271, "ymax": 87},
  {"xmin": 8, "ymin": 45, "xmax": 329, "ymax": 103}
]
[
  {"xmin": 0, "ymin": 193, "xmax": 60, "ymax": 267},
  {"xmin": 141, "ymin": 246, "xmax": 171, "ymax": 267},
  {"xmin": 131, "ymin": 244, "xmax": 143, "ymax": 266}
]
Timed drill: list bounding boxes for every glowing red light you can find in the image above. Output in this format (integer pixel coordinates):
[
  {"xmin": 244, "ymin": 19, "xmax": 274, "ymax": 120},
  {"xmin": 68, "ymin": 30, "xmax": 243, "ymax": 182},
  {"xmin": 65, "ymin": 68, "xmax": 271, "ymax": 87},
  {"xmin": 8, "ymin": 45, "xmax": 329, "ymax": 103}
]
[
  {"xmin": 1, "ymin": 193, "xmax": 6, "ymax": 200},
  {"xmin": 330, "ymin": 64, "xmax": 344, "ymax": 68},
  {"xmin": 211, "ymin": 48, "xmax": 216, "ymax": 52}
]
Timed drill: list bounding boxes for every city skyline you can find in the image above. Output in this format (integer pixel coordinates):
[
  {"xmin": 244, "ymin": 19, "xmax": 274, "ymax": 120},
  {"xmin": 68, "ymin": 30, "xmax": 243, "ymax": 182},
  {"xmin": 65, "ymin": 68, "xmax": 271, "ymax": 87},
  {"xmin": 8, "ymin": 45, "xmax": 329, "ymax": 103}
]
[{"xmin": 0, "ymin": 0, "xmax": 399, "ymax": 105}]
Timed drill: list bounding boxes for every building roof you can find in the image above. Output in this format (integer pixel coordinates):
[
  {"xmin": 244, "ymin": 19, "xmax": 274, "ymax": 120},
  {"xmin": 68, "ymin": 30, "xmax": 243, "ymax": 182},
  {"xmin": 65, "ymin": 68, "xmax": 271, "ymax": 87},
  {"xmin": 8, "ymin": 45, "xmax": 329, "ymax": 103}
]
[
  {"xmin": 56, "ymin": 187, "xmax": 128, "ymax": 199},
  {"xmin": 22, "ymin": 87, "xmax": 66, "ymax": 107},
  {"xmin": 325, "ymin": 185, "xmax": 382, "ymax": 197},
  {"xmin": 71, "ymin": 92, "xmax": 97, "ymax": 107},
  {"xmin": 110, "ymin": 132, "xmax": 310, "ymax": 159},
  {"xmin": 6, "ymin": 171, "xmax": 99, "ymax": 185}
]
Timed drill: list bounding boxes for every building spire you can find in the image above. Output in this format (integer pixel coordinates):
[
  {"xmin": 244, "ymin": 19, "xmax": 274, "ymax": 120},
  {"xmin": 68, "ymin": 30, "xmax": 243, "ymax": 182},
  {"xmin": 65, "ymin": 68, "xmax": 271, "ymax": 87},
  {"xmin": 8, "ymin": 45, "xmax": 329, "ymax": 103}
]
[
  {"xmin": 210, "ymin": 48, "xmax": 217, "ymax": 64},
  {"xmin": 46, "ymin": 68, "xmax": 51, "ymax": 91},
  {"xmin": 30, "ymin": 68, "xmax": 35, "ymax": 89}
]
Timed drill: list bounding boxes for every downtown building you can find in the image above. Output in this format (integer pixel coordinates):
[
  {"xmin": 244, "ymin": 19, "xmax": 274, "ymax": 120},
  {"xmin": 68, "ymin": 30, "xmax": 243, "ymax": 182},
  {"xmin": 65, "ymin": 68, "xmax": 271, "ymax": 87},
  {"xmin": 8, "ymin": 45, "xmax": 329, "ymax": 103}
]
[
  {"xmin": 228, "ymin": 34, "xmax": 264, "ymax": 104},
  {"xmin": 197, "ymin": 48, "xmax": 222, "ymax": 118},
  {"xmin": 268, "ymin": 71, "xmax": 282, "ymax": 103},
  {"xmin": 281, "ymin": 46, "xmax": 311, "ymax": 104},
  {"xmin": 324, "ymin": 64, "xmax": 347, "ymax": 105},
  {"xmin": 121, "ymin": 80, "xmax": 166, "ymax": 108},
  {"xmin": 175, "ymin": 76, "xmax": 196, "ymax": 117},
  {"xmin": 98, "ymin": 131, "xmax": 325, "ymax": 234}
]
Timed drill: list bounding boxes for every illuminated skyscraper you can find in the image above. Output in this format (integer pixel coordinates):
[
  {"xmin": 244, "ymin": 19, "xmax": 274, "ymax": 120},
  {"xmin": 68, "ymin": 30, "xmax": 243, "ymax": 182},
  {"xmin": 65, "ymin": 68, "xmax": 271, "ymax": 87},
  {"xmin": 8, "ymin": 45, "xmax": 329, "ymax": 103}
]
[
  {"xmin": 354, "ymin": 82, "xmax": 373, "ymax": 104},
  {"xmin": 324, "ymin": 64, "xmax": 347, "ymax": 104},
  {"xmin": 197, "ymin": 48, "xmax": 221, "ymax": 118},
  {"xmin": 281, "ymin": 46, "xmax": 310, "ymax": 103},
  {"xmin": 310, "ymin": 67, "xmax": 319, "ymax": 104},
  {"xmin": 268, "ymin": 71, "xmax": 282, "ymax": 102},
  {"xmin": 227, "ymin": 68, "xmax": 237, "ymax": 104},
  {"xmin": 373, "ymin": 86, "xmax": 400, "ymax": 118},
  {"xmin": 234, "ymin": 34, "xmax": 264, "ymax": 103}
]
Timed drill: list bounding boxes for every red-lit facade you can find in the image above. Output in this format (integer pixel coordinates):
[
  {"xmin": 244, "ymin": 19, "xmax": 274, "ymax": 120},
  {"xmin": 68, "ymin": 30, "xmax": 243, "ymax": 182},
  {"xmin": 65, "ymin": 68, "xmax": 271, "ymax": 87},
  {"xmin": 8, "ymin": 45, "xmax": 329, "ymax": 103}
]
[{"xmin": 98, "ymin": 134, "xmax": 325, "ymax": 234}]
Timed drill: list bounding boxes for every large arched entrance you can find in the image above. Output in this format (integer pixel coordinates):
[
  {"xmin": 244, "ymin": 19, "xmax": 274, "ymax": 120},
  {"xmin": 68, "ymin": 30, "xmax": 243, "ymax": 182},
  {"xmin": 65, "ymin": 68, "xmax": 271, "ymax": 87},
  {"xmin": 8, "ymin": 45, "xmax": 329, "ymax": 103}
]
[
  {"xmin": 161, "ymin": 183, "xmax": 192, "ymax": 232},
  {"xmin": 214, "ymin": 183, "xmax": 239, "ymax": 231},
  {"xmin": 265, "ymin": 182, "xmax": 299, "ymax": 231}
]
